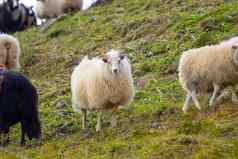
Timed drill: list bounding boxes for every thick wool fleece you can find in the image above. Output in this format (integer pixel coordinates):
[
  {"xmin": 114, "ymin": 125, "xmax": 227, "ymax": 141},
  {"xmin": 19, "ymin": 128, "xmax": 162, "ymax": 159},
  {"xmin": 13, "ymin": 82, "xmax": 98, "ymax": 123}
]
[
  {"xmin": 0, "ymin": 34, "xmax": 21, "ymax": 71},
  {"xmin": 71, "ymin": 54, "xmax": 134, "ymax": 112}
]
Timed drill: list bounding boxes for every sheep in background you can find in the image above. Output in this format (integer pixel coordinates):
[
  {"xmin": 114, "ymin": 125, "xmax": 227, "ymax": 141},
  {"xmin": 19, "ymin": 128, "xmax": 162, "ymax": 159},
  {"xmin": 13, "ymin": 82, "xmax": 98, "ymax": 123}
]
[
  {"xmin": 0, "ymin": 34, "xmax": 21, "ymax": 71},
  {"xmin": 178, "ymin": 43, "xmax": 238, "ymax": 113},
  {"xmin": 0, "ymin": 70, "xmax": 41, "ymax": 146},
  {"xmin": 36, "ymin": 0, "xmax": 65, "ymax": 19},
  {"xmin": 36, "ymin": 0, "xmax": 83, "ymax": 19},
  {"xmin": 64, "ymin": 0, "xmax": 83, "ymax": 12},
  {"xmin": 19, "ymin": 5, "xmax": 37, "ymax": 30},
  {"xmin": 220, "ymin": 36, "xmax": 238, "ymax": 47},
  {"xmin": 71, "ymin": 49, "xmax": 134, "ymax": 132},
  {"xmin": 0, "ymin": 0, "xmax": 36, "ymax": 33}
]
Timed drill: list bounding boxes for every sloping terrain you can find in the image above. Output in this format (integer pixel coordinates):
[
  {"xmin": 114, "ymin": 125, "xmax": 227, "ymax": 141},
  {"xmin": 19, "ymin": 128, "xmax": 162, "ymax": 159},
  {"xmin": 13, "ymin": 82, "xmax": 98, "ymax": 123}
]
[{"xmin": 2, "ymin": 0, "xmax": 238, "ymax": 158}]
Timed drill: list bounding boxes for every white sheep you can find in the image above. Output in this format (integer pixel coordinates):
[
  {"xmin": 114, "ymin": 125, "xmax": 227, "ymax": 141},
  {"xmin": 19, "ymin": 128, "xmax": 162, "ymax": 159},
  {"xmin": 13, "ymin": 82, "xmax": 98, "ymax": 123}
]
[
  {"xmin": 0, "ymin": 34, "xmax": 21, "ymax": 71},
  {"xmin": 71, "ymin": 49, "xmax": 134, "ymax": 132},
  {"xmin": 36, "ymin": 0, "xmax": 83, "ymax": 19},
  {"xmin": 220, "ymin": 36, "xmax": 238, "ymax": 47},
  {"xmin": 64, "ymin": 0, "xmax": 83, "ymax": 12},
  {"xmin": 178, "ymin": 43, "xmax": 238, "ymax": 113}
]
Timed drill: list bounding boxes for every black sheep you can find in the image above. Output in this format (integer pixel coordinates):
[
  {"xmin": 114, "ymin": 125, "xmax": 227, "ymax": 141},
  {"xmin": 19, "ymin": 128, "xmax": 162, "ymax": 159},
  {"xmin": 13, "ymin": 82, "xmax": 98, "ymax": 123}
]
[
  {"xmin": 0, "ymin": 70, "xmax": 41, "ymax": 146},
  {"xmin": 0, "ymin": 0, "xmax": 37, "ymax": 33}
]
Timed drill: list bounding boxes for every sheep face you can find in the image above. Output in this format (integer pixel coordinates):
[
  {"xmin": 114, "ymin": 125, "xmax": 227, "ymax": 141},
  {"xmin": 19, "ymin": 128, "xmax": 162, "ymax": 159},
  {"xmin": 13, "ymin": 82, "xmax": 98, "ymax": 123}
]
[
  {"xmin": 232, "ymin": 44, "xmax": 238, "ymax": 65},
  {"xmin": 0, "ymin": 43, "xmax": 8, "ymax": 66},
  {"xmin": 5, "ymin": 0, "xmax": 19, "ymax": 10},
  {"xmin": 101, "ymin": 50, "xmax": 126, "ymax": 76}
]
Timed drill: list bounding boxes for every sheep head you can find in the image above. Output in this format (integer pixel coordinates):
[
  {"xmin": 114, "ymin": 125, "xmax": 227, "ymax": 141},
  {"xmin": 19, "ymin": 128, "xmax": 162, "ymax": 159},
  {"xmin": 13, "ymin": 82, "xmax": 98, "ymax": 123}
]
[
  {"xmin": 101, "ymin": 49, "xmax": 127, "ymax": 76},
  {"xmin": 5, "ymin": 0, "xmax": 19, "ymax": 10},
  {"xmin": 0, "ymin": 42, "xmax": 8, "ymax": 67}
]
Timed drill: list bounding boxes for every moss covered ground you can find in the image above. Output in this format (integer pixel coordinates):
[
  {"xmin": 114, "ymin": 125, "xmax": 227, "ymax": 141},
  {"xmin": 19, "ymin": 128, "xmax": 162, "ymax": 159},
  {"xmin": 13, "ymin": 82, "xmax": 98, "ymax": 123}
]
[{"xmin": 2, "ymin": 0, "xmax": 238, "ymax": 158}]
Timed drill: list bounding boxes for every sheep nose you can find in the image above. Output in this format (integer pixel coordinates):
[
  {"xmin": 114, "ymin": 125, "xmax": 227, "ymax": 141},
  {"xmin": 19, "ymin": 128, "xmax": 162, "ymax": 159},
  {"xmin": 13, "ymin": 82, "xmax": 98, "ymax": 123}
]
[{"xmin": 113, "ymin": 69, "xmax": 118, "ymax": 74}]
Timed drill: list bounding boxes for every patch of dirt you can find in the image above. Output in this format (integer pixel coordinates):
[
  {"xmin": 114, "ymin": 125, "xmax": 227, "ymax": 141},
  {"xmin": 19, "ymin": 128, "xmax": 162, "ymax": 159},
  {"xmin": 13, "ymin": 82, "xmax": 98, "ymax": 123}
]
[{"xmin": 136, "ymin": 74, "xmax": 158, "ymax": 88}]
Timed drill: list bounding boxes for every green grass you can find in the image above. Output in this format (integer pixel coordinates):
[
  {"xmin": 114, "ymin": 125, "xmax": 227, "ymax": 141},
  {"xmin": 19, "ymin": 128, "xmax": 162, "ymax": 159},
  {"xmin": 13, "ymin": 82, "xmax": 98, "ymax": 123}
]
[{"xmin": 2, "ymin": 0, "xmax": 238, "ymax": 158}]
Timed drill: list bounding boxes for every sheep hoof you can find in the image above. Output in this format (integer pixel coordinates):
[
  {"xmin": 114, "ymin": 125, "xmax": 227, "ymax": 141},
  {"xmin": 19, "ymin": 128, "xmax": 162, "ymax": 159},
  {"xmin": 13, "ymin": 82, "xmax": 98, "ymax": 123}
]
[
  {"xmin": 209, "ymin": 102, "xmax": 217, "ymax": 108},
  {"xmin": 232, "ymin": 98, "xmax": 238, "ymax": 105},
  {"xmin": 182, "ymin": 108, "xmax": 188, "ymax": 113},
  {"xmin": 110, "ymin": 116, "xmax": 117, "ymax": 128},
  {"xmin": 96, "ymin": 122, "xmax": 101, "ymax": 132},
  {"xmin": 1, "ymin": 140, "xmax": 9, "ymax": 147},
  {"xmin": 111, "ymin": 120, "xmax": 117, "ymax": 128},
  {"xmin": 196, "ymin": 106, "xmax": 202, "ymax": 111},
  {"xmin": 96, "ymin": 127, "xmax": 101, "ymax": 132}
]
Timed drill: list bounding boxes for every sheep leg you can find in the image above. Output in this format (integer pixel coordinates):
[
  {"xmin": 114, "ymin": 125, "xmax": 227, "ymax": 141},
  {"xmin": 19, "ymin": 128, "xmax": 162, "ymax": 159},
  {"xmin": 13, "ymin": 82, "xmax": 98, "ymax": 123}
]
[
  {"xmin": 182, "ymin": 94, "xmax": 192, "ymax": 113},
  {"xmin": 81, "ymin": 109, "xmax": 87, "ymax": 130},
  {"xmin": 5, "ymin": 133, "xmax": 9, "ymax": 144},
  {"xmin": 0, "ymin": 133, "xmax": 2, "ymax": 146},
  {"xmin": 110, "ymin": 107, "xmax": 117, "ymax": 128},
  {"xmin": 96, "ymin": 111, "xmax": 102, "ymax": 132},
  {"xmin": 21, "ymin": 126, "xmax": 25, "ymax": 146},
  {"xmin": 209, "ymin": 84, "xmax": 220, "ymax": 106},
  {"xmin": 216, "ymin": 91, "xmax": 227, "ymax": 103},
  {"xmin": 191, "ymin": 91, "xmax": 201, "ymax": 110},
  {"xmin": 231, "ymin": 88, "xmax": 238, "ymax": 104},
  {"xmin": 2, "ymin": 128, "xmax": 9, "ymax": 146},
  {"xmin": 0, "ymin": 133, "xmax": 4, "ymax": 146},
  {"xmin": 2, "ymin": 132, "xmax": 9, "ymax": 146}
]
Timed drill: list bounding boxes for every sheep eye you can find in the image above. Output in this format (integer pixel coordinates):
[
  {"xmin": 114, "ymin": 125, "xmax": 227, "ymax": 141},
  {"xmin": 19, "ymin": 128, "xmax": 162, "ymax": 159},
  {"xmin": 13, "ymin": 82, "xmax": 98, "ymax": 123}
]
[{"xmin": 102, "ymin": 58, "xmax": 108, "ymax": 63}]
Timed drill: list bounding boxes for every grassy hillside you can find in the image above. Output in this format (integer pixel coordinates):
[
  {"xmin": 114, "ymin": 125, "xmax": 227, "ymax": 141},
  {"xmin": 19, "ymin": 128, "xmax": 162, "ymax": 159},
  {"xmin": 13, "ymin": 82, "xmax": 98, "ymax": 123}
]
[{"xmin": 2, "ymin": 0, "xmax": 238, "ymax": 158}]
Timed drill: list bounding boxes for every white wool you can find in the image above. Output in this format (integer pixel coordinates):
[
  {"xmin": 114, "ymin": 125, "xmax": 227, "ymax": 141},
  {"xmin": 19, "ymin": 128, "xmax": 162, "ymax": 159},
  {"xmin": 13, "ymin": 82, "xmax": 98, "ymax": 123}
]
[
  {"xmin": 36, "ymin": 0, "xmax": 82, "ymax": 19},
  {"xmin": 0, "ymin": 34, "xmax": 21, "ymax": 71},
  {"xmin": 178, "ymin": 43, "xmax": 238, "ymax": 112},
  {"xmin": 36, "ymin": 0, "xmax": 65, "ymax": 19},
  {"xmin": 71, "ymin": 50, "xmax": 134, "ymax": 112},
  {"xmin": 220, "ymin": 36, "xmax": 238, "ymax": 47}
]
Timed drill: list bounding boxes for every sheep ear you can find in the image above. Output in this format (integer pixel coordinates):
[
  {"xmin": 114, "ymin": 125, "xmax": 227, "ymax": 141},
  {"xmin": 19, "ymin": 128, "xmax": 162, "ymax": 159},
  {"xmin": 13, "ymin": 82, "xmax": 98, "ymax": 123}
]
[
  {"xmin": 102, "ymin": 58, "xmax": 108, "ymax": 63},
  {"xmin": 4, "ymin": 42, "xmax": 11, "ymax": 49},
  {"xmin": 120, "ymin": 54, "xmax": 127, "ymax": 60},
  {"xmin": 232, "ymin": 45, "xmax": 238, "ymax": 50},
  {"xmin": 100, "ymin": 55, "xmax": 108, "ymax": 63}
]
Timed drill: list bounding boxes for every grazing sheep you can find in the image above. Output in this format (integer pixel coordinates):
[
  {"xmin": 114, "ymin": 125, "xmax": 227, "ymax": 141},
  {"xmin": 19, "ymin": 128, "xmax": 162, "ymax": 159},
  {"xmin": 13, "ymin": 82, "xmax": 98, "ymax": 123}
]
[
  {"xmin": 71, "ymin": 49, "xmax": 134, "ymax": 132},
  {"xmin": 24, "ymin": 6, "xmax": 37, "ymax": 28},
  {"xmin": 92, "ymin": 0, "xmax": 113, "ymax": 7},
  {"xmin": 0, "ymin": 0, "xmax": 20, "ymax": 33},
  {"xmin": 0, "ymin": 34, "xmax": 21, "ymax": 71},
  {"xmin": 0, "ymin": 0, "xmax": 36, "ymax": 33},
  {"xmin": 178, "ymin": 43, "xmax": 238, "ymax": 113},
  {"xmin": 0, "ymin": 70, "xmax": 41, "ymax": 146},
  {"xmin": 64, "ymin": 0, "xmax": 83, "ymax": 12},
  {"xmin": 36, "ymin": 0, "xmax": 83, "ymax": 19},
  {"xmin": 18, "ymin": 4, "xmax": 37, "ymax": 30},
  {"xmin": 36, "ymin": 0, "xmax": 65, "ymax": 19}
]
